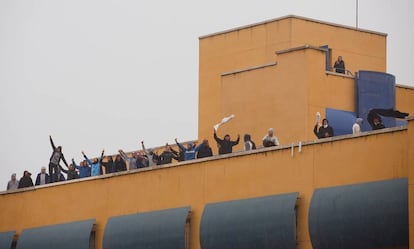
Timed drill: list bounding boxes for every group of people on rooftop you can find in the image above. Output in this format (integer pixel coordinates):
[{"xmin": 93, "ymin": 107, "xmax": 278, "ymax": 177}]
[
  {"xmin": 6, "ymin": 107, "xmax": 409, "ymax": 191},
  {"xmin": 6, "ymin": 128, "xmax": 282, "ymax": 191}
]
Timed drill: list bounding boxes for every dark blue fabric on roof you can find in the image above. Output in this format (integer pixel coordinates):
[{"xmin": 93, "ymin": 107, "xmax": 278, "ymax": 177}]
[
  {"xmin": 309, "ymin": 178, "xmax": 408, "ymax": 249},
  {"xmin": 16, "ymin": 219, "xmax": 95, "ymax": 249},
  {"xmin": 200, "ymin": 192, "xmax": 299, "ymax": 249},
  {"xmin": 0, "ymin": 231, "xmax": 15, "ymax": 249},
  {"xmin": 103, "ymin": 206, "xmax": 190, "ymax": 249}
]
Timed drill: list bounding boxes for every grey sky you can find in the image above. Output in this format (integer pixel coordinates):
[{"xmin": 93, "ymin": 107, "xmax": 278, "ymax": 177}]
[{"xmin": 1, "ymin": 0, "xmax": 413, "ymax": 189}]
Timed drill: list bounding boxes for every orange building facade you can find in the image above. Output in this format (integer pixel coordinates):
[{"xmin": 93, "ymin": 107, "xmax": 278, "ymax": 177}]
[{"xmin": 0, "ymin": 15, "xmax": 414, "ymax": 249}]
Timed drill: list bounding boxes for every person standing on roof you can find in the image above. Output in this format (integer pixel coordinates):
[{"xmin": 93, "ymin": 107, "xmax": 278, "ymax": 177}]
[
  {"xmin": 333, "ymin": 56, "xmax": 345, "ymax": 74},
  {"xmin": 213, "ymin": 129, "xmax": 240, "ymax": 155},
  {"xmin": 48, "ymin": 135, "xmax": 69, "ymax": 183}
]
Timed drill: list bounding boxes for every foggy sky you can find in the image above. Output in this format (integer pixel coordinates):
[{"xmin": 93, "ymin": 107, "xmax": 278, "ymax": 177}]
[{"xmin": 1, "ymin": 0, "xmax": 413, "ymax": 189}]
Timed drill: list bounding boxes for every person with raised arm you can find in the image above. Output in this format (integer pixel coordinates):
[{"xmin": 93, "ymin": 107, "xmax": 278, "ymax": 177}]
[
  {"xmin": 82, "ymin": 150, "xmax": 104, "ymax": 176},
  {"xmin": 72, "ymin": 159, "xmax": 91, "ymax": 178},
  {"xmin": 141, "ymin": 141, "xmax": 158, "ymax": 166},
  {"xmin": 213, "ymin": 129, "xmax": 240, "ymax": 155},
  {"xmin": 48, "ymin": 135, "xmax": 68, "ymax": 183}
]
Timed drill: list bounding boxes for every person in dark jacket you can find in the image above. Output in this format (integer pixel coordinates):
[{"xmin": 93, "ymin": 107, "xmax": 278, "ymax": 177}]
[
  {"xmin": 175, "ymin": 139, "xmax": 206, "ymax": 161},
  {"xmin": 48, "ymin": 136, "xmax": 68, "ymax": 183},
  {"xmin": 18, "ymin": 170, "xmax": 34, "ymax": 189},
  {"xmin": 158, "ymin": 144, "xmax": 178, "ymax": 165},
  {"xmin": 333, "ymin": 56, "xmax": 345, "ymax": 74},
  {"xmin": 367, "ymin": 108, "xmax": 409, "ymax": 130},
  {"xmin": 102, "ymin": 156, "xmax": 115, "ymax": 174},
  {"xmin": 35, "ymin": 166, "xmax": 50, "ymax": 186},
  {"xmin": 313, "ymin": 118, "xmax": 334, "ymax": 138},
  {"xmin": 114, "ymin": 154, "xmax": 127, "ymax": 172},
  {"xmin": 59, "ymin": 164, "xmax": 79, "ymax": 180},
  {"xmin": 196, "ymin": 139, "xmax": 213, "ymax": 158},
  {"xmin": 213, "ymin": 129, "xmax": 240, "ymax": 155}
]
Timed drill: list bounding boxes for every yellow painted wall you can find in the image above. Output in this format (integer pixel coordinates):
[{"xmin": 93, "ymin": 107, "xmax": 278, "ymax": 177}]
[
  {"xmin": 215, "ymin": 46, "xmax": 357, "ymax": 152},
  {"xmin": 199, "ymin": 16, "xmax": 387, "ymax": 150},
  {"xmin": 0, "ymin": 127, "xmax": 410, "ymax": 249},
  {"xmin": 396, "ymin": 86, "xmax": 414, "ymax": 116},
  {"xmin": 290, "ymin": 18, "xmax": 386, "ymax": 74}
]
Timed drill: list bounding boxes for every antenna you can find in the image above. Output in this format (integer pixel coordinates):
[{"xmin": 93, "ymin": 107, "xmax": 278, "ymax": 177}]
[{"xmin": 356, "ymin": 0, "xmax": 359, "ymax": 29}]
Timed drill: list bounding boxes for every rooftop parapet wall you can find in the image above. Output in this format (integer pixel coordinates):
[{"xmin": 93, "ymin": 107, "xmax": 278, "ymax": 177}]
[{"xmin": 0, "ymin": 123, "xmax": 411, "ymax": 249}]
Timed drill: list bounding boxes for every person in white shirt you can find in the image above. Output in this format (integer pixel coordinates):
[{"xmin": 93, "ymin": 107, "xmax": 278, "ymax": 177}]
[
  {"xmin": 352, "ymin": 118, "xmax": 363, "ymax": 135},
  {"xmin": 6, "ymin": 173, "xmax": 19, "ymax": 190},
  {"xmin": 262, "ymin": 128, "xmax": 280, "ymax": 147},
  {"xmin": 35, "ymin": 166, "xmax": 50, "ymax": 185}
]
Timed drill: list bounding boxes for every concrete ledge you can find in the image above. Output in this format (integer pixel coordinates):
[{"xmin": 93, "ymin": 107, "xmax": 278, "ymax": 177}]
[
  {"xmin": 275, "ymin": 44, "xmax": 326, "ymax": 55},
  {"xmin": 0, "ymin": 125, "xmax": 408, "ymax": 196},
  {"xmin": 325, "ymin": 71, "xmax": 355, "ymax": 79},
  {"xmin": 199, "ymin": 15, "xmax": 386, "ymax": 39},
  {"xmin": 396, "ymin": 84, "xmax": 414, "ymax": 90},
  {"xmin": 221, "ymin": 62, "xmax": 277, "ymax": 76}
]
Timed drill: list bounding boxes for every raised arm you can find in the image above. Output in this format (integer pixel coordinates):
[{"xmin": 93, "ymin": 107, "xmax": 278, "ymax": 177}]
[
  {"xmin": 313, "ymin": 124, "xmax": 320, "ymax": 138},
  {"xmin": 213, "ymin": 130, "xmax": 222, "ymax": 143},
  {"xmin": 175, "ymin": 138, "xmax": 186, "ymax": 152},
  {"xmin": 59, "ymin": 164, "xmax": 69, "ymax": 174},
  {"xmin": 49, "ymin": 135, "xmax": 56, "ymax": 150},
  {"xmin": 61, "ymin": 154, "xmax": 69, "ymax": 167},
  {"xmin": 118, "ymin": 150, "xmax": 128, "ymax": 162},
  {"xmin": 231, "ymin": 135, "xmax": 240, "ymax": 146},
  {"xmin": 141, "ymin": 141, "xmax": 148, "ymax": 155},
  {"xmin": 99, "ymin": 150, "xmax": 105, "ymax": 163},
  {"xmin": 72, "ymin": 159, "xmax": 80, "ymax": 169},
  {"xmin": 82, "ymin": 151, "xmax": 93, "ymax": 166}
]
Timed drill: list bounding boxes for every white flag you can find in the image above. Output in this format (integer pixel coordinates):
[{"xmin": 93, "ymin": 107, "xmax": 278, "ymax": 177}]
[{"xmin": 214, "ymin": 114, "xmax": 235, "ymax": 131}]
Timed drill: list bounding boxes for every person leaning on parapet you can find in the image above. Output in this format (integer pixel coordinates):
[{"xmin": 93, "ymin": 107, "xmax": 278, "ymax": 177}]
[
  {"xmin": 262, "ymin": 128, "xmax": 280, "ymax": 147},
  {"xmin": 114, "ymin": 154, "xmax": 127, "ymax": 172},
  {"xmin": 333, "ymin": 56, "xmax": 345, "ymax": 74},
  {"xmin": 141, "ymin": 141, "xmax": 158, "ymax": 167},
  {"xmin": 244, "ymin": 134, "xmax": 256, "ymax": 151},
  {"xmin": 313, "ymin": 118, "xmax": 334, "ymax": 139},
  {"xmin": 119, "ymin": 149, "xmax": 138, "ymax": 170},
  {"xmin": 352, "ymin": 118, "xmax": 363, "ymax": 135},
  {"xmin": 367, "ymin": 108, "xmax": 409, "ymax": 130},
  {"xmin": 7, "ymin": 173, "xmax": 19, "ymax": 190},
  {"xmin": 196, "ymin": 139, "xmax": 213, "ymax": 159},
  {"xmin": 102, "ymin": 156, "xmax": 115, "ymax": 174},
  {"xmin": 35, "ymin": 166, "xmax": 50, "ymax": 186},
  {"xmin": 59, "ymin": 163, "xmax": 79, "ymax": 180},
  {"xmin": 213, "ymin": 129, "xmax": 240, "ymax": 155},
  {"xmin": 72, "ymin": 159, "xmax": 91, "ymax": 178},
  {"xmin": 158, "ymin": 143, "xmax": 178, "ymax": 165},
  {"xmin": 175, "ymin": 138, "xmax": 205, "ymax": 161},
  {"xmin": 18, "ymin": 170, "xmax": 34, "ymax": 189},
  {"xmin": 48, "ymin": 135, "xmax": 69, "ymax": 183}
]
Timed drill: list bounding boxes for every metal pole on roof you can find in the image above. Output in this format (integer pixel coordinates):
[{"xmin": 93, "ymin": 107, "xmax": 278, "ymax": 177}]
[{"xmin": 356, "ymin": 0, "xmax": 359, "ymax": 29}]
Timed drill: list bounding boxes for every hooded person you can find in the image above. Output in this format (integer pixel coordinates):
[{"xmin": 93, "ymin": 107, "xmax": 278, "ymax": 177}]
[
  {"xmin": 213, "ymin": 129, "xmax": 240, "ymax": 155},
  {"xmin": 367, "ymin": 108, "xmax": 409, "ymax": 130},
  {"xmin": 244, "ymin": 134, "xmax": 256, "ymax": 151},
  {"xmin": 18, "ymin": 170, "xmax": 34, "ymax": 189},
  {"xmin": 352, "ymin": 118, "xmax": 364, "ymax": 134},
  {"xmin": 262, "ymin": 128, "xmax": 280, "ymax": 147},
  {"xmin": 313, "ymin": 118, "xmax": 334, "ymax": 138}
]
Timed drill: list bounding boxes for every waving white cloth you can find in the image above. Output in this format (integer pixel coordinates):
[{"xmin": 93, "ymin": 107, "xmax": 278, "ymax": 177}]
[{"xmin": 214, "ymin": 114, "xmax": 235, "ymax": 131}]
